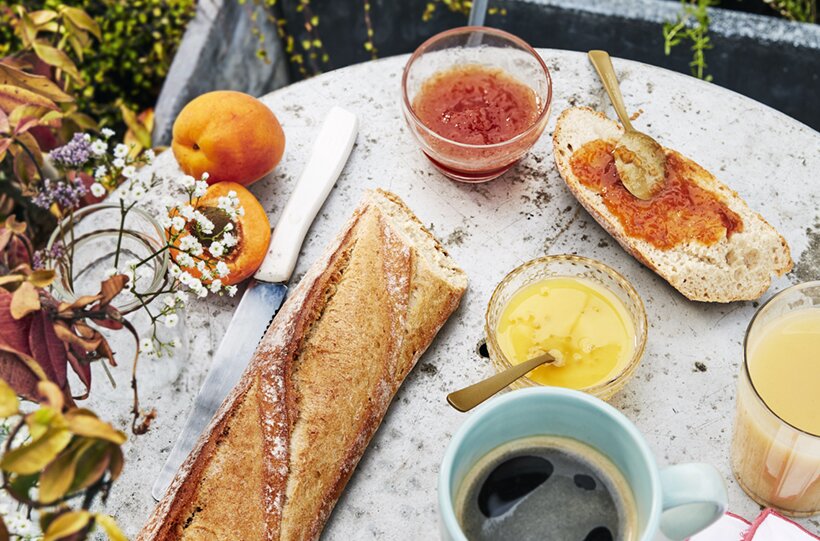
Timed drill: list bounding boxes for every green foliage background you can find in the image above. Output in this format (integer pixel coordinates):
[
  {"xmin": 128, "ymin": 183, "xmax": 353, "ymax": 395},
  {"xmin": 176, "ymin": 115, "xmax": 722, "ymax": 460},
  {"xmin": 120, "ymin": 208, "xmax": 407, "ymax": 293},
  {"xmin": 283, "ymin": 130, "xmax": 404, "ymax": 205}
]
[{"xmin": 0, "ymin": 0, "xmax": 196, "ymax": 130}]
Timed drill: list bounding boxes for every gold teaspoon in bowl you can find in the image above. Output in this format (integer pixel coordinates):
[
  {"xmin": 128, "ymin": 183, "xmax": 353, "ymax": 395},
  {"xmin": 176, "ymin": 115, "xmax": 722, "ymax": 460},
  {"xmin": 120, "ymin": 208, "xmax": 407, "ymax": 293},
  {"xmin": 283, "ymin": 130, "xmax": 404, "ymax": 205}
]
[
  {"xmin": 447, "ymin": 352, "xmax": 555, "ymax": 412},
  {"xmin": 588, "ymin": 50, "xmax": 666, "ymax": 200}
]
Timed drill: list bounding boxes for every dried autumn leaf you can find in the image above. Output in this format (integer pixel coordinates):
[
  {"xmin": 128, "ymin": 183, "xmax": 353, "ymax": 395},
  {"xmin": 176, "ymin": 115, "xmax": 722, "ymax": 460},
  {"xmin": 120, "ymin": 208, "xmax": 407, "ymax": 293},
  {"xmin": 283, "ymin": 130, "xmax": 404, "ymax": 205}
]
[
  {"xmin": 10, "ymin": 281, "xmax": 40, "ymax": 318},
  {"xmin": 28, "ymin": 269, "xmax": 56, "ymax": 288},
  {"xmin": 37, "ymin": 380, "xmax": 64, "ymax": 411},
  {"xmin": 4, "ymin": 215, "xmax": 26, "ymax": 234},
  {"xmin": 0, "ymin": 108, "xmax": 8, "ymax": 133},
  {"xmin": 70, "ymin": 440, "xmax": 110, "ymax": 491},
  {"xmin": 42, "ymin": 510, "xmax": 91, "ymax": 541},
  {"xmin": 32, "ymin": 43, "xmax": 82, "ymax": 83},
  {"xmin": 38, "ymin": 439, "xmax": 93, "ymax": 504},
  {"xmin": 0, "ymin": 275, "xmax": 24, "ymax": 288},
  {"xmin": 53, "ymin": 322, "xmax": 102, "ymax": 351},
  {"xmin": 98, "ymin": 274, "xmax": 127, "ymax": 307},
  {"xmin": 0, "ymin": 63, "xmax": 72, "ymax": 102},
  {"xmin": 65, "ymin": 409, "xmax": 126, "ymax": 444},
  {"xmin": 0, "ymin": 426, "xmax": 72, "ymax": 474},
  {"xmin": 0, "ymin": 378, "xmax": 18, "ymax": 417},
  {"xmin": 0, "ymin": 83, "xmax": 59, "ymax": 114}
]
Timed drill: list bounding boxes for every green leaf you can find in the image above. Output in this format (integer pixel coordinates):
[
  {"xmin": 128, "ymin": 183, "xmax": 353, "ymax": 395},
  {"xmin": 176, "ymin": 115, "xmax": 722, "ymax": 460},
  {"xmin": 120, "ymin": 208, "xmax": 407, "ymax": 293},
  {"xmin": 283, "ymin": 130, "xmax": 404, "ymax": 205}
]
[
  {"xmin": 0, "ymin": 426, "xmax": 72, "ymax": 474},
  {"xmin": 43, "ymin": 510, "xmax": 90, "ymax": 541},
  {"xmin": 69, "ymin": 440, "xmax": 111, "ymax": 491},
  {"xmin": 0, "ymin": 379, "xmax": 18, "ymax": 417},
  {"xmin": 95, "ymin": 514, "xmax": 126, "ymax": 541},
  {"xmin": 119, "ymin": 103, "xmax": 151, "ymax": 149},
  {"xmin": 29, "ymin": 10, "xmax": 58, "ymax": 26},
  {"xmin": 65, "ymin": 409, "xmax": 126, "ymax": 444},
  {"xmin": 32, "ymin": 42, "xmax": 83, "ymax": 83},
  {"xmin": 62, "ymin": 7, "xmax": 101, "ymax": 40},
  {"xmin": 0, "ymin": 63, "xmax": 73, "ymax": 103},
  {"xmin": 38, "ymin": 439, "xmax": 93, "ymax": 504},
  {"xmin": 26, "ymin": 406, "xmax": 62, "ymax": 440}
]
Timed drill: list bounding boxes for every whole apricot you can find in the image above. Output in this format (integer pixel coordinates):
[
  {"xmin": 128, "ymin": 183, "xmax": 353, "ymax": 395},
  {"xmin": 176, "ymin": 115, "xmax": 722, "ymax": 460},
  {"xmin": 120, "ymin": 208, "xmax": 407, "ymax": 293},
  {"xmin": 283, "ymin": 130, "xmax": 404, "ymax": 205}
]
[
  {"xmin": 169, "ymin": 182, "xmax": 271, "ymax": 286},
  {"xmin": 172, "ymin": 91, "xmax": 285, "ymax": 186}
]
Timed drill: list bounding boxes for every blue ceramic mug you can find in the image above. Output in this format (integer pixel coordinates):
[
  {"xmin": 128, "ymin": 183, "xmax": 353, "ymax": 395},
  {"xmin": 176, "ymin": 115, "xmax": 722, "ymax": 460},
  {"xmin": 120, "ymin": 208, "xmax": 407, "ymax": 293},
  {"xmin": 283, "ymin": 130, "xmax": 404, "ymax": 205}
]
[{"xmin": 438, "ymin": 388, "xmax": 727, "ymax": 541}]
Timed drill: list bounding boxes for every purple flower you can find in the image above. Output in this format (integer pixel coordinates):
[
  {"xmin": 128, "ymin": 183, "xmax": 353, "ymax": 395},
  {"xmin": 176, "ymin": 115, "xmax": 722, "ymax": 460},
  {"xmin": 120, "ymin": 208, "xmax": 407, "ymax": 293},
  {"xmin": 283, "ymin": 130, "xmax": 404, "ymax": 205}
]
[
  {"xmin": 49, "ymin": 133, "xmax": 93, "ymax": 169},
  {"xmin": 33, "ymin": 241, "xmax": 65, "ymax": 270},
  {"xmin": 32, "ymin": 177, "xmax": 87, "ymax": 210}
]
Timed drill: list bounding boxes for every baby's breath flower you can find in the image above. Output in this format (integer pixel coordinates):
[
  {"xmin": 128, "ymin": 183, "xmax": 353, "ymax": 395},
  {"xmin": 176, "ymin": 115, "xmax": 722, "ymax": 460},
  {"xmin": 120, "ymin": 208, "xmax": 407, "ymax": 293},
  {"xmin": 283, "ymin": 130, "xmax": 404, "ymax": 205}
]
[
  {"xmin": 169, "ymin": 264, "xmax": 182, "ymax": 278},
  {"xmin": 222, "ymin": 232, "xmax": 237, "ymax": 248},
  {"xmin": 179, "ymin": 204, "xmax": 195, "ymax": 220},
  {"xmin": 180, "ymin": 175, "xmax": 196, "ymax": 190},
  {"xmin": 112, "ymin": 157, "xmax": 126, "ymax": 169},
  {"xmin": 200, "ymin": 269, "xmax": 213, "ymax": 282},
  {"xmin": 164, "ymin": 313, "xmax": 179, "ymax": 328},
  {"xmin": 193, "ymin": 180, "xmax": 208, "ymax": 198},
  {"xmin": 129, "ymin": 183, "xmax": 146, "ymax": 201},
  {"xmin": 209, "ymin": 241, "xmax": 225, "ymax": 258},
  {"xmin": 90, "ymin": 182, "xmax": 107, "ymax": 198},
  {"xmin": 193, "ymin": 211, "xmax": 214, "ymax": 234},
  {"xmin": 122, "ymin": 165, "xmax": 137, "ymax": 178},
  {"xmin": 140, "ymin": 338, "xmax": 154, "ymax": 353},
  {"xmin": 179, "ymin": 271, "xmax": 195, "ymax": 286},
  {"xmin": 114, "ymin": 143, "xmax": 130, "ymax": 158},
  {"xmin": 201, "ymin": 172, "xmax": 210, "ymax": 181},
  {"xmin": 171, "ymin": 216, "xmax": 185, "ymax": 231},
  {"xmin": 216, "ymin": 261, "xmax": 230, "ymax": 277},
  {"xmin": 164, "ymin": 296, "xmax": 177, "ymax": 308},
  {"xmin": 226, "ymin": 285, "xmax": 238, "ymax": 297},
  {"xmin": 144, "ymin": 148, "xmax": 156, "ymax": 163},
  {"xmin": 91, "ymin": 139, "xmax": 108, "ymax": 156},
  {"xmin": 195, "ymin": 283, "xmax": 208, "ymax": 298},
  {"xmin": 177, "ymin": 253, "xmax": 194, "ymax": 268},
  {"xmin": 209, "ymin": 279, "xmax": 223, "ymax": 293},
  {"xmin": 95, "ymin": 165, "xmax": 108, "ymax": 179},
  {"xmin": 175, "ymin": 290, "xmax": 188, "ymax": 303},
  {"xmin": 101, "ymin": 127, "xmax": 115, "ymax": 139}
]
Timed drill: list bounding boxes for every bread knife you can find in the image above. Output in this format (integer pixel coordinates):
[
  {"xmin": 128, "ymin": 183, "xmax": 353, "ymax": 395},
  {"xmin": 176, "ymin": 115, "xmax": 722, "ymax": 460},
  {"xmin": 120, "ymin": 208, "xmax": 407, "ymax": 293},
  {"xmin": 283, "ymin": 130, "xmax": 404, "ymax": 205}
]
[{"xmin": 152, "ymin": 106, "xmax": 359, "ymax": 501}]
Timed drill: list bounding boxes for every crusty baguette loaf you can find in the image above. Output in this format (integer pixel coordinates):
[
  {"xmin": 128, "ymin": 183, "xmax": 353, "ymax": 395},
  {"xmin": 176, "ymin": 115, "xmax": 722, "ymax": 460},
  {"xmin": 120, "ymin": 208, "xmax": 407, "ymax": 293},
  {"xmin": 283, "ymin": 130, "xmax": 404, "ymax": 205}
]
[
  {"xmin": 553, "ymin": 107, "xmax": 792, "ymax": 302},
  {"xmin": 137, "ymin": 189, "xmax": 467, "ymax": 540}
]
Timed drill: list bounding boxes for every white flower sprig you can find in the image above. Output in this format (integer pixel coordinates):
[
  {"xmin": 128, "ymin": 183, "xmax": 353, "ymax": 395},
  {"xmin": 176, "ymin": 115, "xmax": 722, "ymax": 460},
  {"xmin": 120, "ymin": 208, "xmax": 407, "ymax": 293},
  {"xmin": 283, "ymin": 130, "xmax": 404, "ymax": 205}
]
[
  {"xmin": 118, "ymin": 172, "xmax": 241, "ymax": 357},
  {"xmin": 87, "ymin": 130, "xmax": 155, "ymax": 202}
]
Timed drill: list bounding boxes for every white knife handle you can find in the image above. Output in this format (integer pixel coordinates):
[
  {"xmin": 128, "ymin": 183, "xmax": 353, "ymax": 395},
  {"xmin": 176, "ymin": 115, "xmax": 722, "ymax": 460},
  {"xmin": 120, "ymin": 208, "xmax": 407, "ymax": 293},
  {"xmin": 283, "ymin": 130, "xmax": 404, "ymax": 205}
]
[{"xmin": 254, "ymin": 107, "xmax": 358, "ymax": 283}]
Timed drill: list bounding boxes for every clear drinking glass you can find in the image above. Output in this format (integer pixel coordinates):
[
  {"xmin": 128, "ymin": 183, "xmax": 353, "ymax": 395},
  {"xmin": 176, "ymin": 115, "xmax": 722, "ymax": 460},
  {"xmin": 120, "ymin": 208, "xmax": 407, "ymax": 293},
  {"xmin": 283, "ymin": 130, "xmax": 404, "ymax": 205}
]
[
  {"xmin": 731, "ymin": 281, "xmax": 820, "ymax": 517},
  {"xmin": 484, "ymin": 255, "xmax": 647, "ymax": 401},
  {"xmin": 401, "ymin": 26, "xmax": 552, "ymax": 182}
]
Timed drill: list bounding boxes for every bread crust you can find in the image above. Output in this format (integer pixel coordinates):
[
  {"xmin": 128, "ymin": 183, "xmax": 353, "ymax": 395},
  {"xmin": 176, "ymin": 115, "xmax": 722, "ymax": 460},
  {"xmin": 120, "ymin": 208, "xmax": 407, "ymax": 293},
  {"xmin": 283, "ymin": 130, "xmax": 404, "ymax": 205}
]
[
  {"xmin": 138, "ymin": 189, "xmax": 466, "ymax": 540},
  {"xmin": 553, "ymin": 107, "xmax": 792, "ymax": 302}
]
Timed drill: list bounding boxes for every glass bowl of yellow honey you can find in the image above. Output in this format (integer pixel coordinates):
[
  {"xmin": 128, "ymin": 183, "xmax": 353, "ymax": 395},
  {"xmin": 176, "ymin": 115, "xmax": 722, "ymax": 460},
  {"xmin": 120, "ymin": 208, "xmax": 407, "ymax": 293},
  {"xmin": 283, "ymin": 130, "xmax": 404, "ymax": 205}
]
[{"xmin": 485, "ymin": 255, "xmax": 647, "ymax": 400}]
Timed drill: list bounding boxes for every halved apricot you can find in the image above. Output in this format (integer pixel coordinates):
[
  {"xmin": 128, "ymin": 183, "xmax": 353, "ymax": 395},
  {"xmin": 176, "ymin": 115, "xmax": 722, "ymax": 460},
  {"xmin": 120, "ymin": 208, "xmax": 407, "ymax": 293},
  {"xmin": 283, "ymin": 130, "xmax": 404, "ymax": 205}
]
[{"xmin": 169, "ymin": 182, "xmax": 271, "ymax": 286}]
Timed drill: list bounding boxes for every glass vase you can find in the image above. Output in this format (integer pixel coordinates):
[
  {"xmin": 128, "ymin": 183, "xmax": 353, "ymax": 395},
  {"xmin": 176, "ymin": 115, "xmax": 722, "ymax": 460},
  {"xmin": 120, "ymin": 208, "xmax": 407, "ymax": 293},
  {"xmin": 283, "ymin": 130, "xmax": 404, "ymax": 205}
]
[{"xmin": 46, "ymin": 203, "xmax": 188, "ymax": 403}]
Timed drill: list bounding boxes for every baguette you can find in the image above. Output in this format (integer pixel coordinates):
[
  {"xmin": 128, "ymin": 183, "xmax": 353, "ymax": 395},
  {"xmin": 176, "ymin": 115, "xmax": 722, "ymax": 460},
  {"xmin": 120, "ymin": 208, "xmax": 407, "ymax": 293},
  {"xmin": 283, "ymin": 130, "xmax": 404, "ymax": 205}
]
[
  {"xmin": 138, "ymin": 189, "xmax": 467, "ymax": 540},
  {"xmin": 553, "ymin": 107, "xmax": 792, "ymax": 302}
]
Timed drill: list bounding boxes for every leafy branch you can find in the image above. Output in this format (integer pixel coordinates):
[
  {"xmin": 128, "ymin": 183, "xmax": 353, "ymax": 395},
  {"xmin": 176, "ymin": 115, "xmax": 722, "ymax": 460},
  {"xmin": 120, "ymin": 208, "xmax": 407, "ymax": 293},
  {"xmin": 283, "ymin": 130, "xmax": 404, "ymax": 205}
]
[{"xmin": 663, "ymin": 0, "xmax": 718, "ymax": 82}]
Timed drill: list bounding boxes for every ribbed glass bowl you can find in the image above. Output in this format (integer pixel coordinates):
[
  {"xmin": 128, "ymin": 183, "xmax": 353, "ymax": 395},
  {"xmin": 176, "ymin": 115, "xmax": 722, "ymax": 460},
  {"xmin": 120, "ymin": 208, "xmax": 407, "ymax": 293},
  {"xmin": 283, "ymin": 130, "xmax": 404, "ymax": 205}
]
[{"xmin": 484, "ymin": 255, "xmax": 647, "ymax": 401}]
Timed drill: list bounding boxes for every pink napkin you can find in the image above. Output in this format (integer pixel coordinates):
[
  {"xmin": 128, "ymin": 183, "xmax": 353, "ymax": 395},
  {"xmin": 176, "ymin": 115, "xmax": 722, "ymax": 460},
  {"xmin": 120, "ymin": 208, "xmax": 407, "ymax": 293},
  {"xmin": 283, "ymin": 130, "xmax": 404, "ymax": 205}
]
[
  {"xmin": 688, "ymin": 510, "xmax": 820, "ymax": 541},
  {"xmin": 744, "ymin": 509, "xmax": 820, "ymax": 540},
  {"xmin": 689, "ymin": 512, "xmax": 750, "ymax": 541}
]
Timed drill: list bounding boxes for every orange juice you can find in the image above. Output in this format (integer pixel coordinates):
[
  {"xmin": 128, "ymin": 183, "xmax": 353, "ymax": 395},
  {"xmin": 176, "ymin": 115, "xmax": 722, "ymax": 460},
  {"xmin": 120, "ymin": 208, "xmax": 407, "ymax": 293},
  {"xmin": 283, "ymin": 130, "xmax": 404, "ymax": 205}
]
[{"xmin": 731, "ymin": 306, "xmax": 820, "ymax": 516}]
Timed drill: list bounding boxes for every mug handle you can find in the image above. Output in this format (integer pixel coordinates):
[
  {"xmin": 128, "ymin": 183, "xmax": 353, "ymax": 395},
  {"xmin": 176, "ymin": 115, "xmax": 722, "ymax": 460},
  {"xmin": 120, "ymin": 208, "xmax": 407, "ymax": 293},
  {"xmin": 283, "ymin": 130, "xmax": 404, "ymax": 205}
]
[{"xmin": 658, "ymin": 463, "xmax": 728, "ymax": 541}]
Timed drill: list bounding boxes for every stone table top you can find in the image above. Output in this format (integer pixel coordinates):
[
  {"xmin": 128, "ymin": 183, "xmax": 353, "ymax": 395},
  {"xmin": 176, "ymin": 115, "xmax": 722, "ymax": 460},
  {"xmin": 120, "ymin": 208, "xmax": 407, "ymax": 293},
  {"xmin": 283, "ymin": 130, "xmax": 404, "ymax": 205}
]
[{"xmin": 98, "ymin": 49, "xmax": 820, "ymax": 538}]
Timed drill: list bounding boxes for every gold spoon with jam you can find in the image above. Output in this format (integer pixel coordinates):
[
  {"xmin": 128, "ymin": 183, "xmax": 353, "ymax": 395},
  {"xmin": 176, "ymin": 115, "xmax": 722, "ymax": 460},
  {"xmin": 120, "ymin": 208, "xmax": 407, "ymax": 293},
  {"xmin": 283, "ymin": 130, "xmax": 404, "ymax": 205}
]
[{"xmin": 588, "ymin": 50, "xmax": 666, "ymax": 200}]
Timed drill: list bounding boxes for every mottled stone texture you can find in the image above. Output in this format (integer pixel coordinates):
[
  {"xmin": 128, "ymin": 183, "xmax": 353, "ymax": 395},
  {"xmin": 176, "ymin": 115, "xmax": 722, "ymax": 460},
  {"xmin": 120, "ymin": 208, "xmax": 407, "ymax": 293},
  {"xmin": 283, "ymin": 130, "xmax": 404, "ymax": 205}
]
[
  {"xmin": 100, "ymin": 52, "xmax": 820, "ymax": 539},
  {"xmin": 152, "ymin": 0, "xmax": 290, "ymax": 145}
]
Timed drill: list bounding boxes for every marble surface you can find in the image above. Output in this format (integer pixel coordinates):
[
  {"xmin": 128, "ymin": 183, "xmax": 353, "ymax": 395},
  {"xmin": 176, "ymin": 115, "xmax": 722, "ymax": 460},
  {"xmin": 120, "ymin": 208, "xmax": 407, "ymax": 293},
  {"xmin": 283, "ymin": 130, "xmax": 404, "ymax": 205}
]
[{"xmin": 94, "ymin": 50, "xmax": 820, "ymax": 538}]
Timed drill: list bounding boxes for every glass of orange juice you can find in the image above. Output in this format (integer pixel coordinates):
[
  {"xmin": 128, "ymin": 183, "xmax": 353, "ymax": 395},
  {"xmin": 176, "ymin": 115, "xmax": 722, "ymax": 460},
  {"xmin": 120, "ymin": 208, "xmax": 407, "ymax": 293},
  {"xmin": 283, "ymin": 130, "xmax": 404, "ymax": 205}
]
[{"xmin": 731, "ymin": 281, "xmax": 820, "ymax": 517}]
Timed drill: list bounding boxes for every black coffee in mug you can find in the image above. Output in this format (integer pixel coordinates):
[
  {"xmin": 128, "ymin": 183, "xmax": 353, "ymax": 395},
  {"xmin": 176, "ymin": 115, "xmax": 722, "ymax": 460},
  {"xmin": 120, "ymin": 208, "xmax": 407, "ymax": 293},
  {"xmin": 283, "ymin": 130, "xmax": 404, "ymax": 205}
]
[{"xmin": 455, "ymin": 436, "xmax": 637, "ymax": 540}]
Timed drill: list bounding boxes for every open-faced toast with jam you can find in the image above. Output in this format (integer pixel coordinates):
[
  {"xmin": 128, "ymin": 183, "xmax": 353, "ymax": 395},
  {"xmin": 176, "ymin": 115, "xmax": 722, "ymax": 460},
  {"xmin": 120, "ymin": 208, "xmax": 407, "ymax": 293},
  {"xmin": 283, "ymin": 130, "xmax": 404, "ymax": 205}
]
[{"xmin": 552, "ymin": 107, "xmax": 792, "ymax": 302}]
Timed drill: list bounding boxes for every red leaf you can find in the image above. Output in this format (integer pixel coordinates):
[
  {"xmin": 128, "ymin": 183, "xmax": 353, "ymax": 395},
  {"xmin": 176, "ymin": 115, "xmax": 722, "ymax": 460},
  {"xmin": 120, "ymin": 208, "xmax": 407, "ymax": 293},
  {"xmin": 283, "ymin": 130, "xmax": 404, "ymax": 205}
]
[
  {"xmin": 0, "ymin": 349, "xmax": 39, "ymax": 401},
  {"xmin": 66, "ymin": 346, "xmax": 91, "ymax": 395},
  {"xmin": 28, "ymin": 310, "xmax": 67, "ymax": 387},
  {"xmin": 0, "ymin": 290, "xmax": 32, "ymax": 353}
]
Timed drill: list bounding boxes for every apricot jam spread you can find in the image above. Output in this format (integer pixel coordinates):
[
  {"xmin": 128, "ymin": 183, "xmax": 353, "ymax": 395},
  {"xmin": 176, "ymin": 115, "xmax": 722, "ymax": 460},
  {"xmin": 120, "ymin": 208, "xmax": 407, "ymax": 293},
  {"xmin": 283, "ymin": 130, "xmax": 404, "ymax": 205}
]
[{"xmin": 570, "ymin": 140, "xmax": 743, "ymax": 250}]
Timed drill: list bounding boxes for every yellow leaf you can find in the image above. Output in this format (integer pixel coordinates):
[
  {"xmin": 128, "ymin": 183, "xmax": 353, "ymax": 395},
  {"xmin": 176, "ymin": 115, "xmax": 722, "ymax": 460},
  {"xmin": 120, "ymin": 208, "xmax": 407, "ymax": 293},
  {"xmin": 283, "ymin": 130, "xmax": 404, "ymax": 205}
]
[
  {"xmin": 37, "ymin": 381, "xmax": 64, "ymax": 410},
  {"xmin": 0, "ymin": 84, "xmax": 58, "ymax": 114},
  {"xmin": 28, "ymin": 269, "xmax": 55, "ymax": 288},
  {"xmin": 10, "ymin": 281, "xmax": 40, "ymax": 319},
  {"xmin": 0, "ymin": 379, "xmax": 18, "ymax": 417},
  {"xmin": 0, "ymin": 275, "xmax": 24, "ymax": 287},
  {"xmin": 38, "ymin": 439, "xmax": 93, "ymax": 504},
  {"xmin": 94, "ymin": 514, "xmax": 126, "ymax": 541},
  {"xmin": 0, "ymin": 63, "xmax": 73, "ymax": 103},
  {"xmin": 61, "ymin": 7, "xmax": 101, "ymax": 40},
  {"xmin": 26, "ymin": 406, "xmax": 63, "ymax": 440},
  {"xmin": 0, "ymin": 427, "xmax": 72, "ymax": 474},
  {"xmin": 43, "ymin": 510, "xmax": 90, "ymax": 541},
  {"xmin": 29, "ymin": 10, "xmax": 58, "ymax": 26},
  {"xmin": 65, "ymin": 410, "xmax": 126, "ymax": 445},
  {"xmin": 32, "ymin": 43, "xmax": 82, "ymax": 83}
]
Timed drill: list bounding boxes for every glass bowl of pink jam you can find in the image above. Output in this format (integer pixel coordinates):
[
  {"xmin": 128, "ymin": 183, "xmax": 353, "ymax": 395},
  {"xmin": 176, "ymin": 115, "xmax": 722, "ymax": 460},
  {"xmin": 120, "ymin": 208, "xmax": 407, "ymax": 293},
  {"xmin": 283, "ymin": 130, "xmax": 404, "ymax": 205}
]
[{"xmin": 402, "ymin": 26, "xmax": 552, "ymax": 182}]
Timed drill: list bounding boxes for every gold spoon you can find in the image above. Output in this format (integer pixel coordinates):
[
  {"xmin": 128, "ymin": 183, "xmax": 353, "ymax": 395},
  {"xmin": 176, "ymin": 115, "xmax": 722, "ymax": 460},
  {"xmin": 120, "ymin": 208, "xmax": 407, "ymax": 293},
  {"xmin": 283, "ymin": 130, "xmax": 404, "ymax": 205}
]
[
  {"xmin": 588, "ymin": 50, "xmax": 666, "ymax": 200},
  {"xmin": 447, "ymin": 352, "xmax": 555, "ymax": 412}
]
